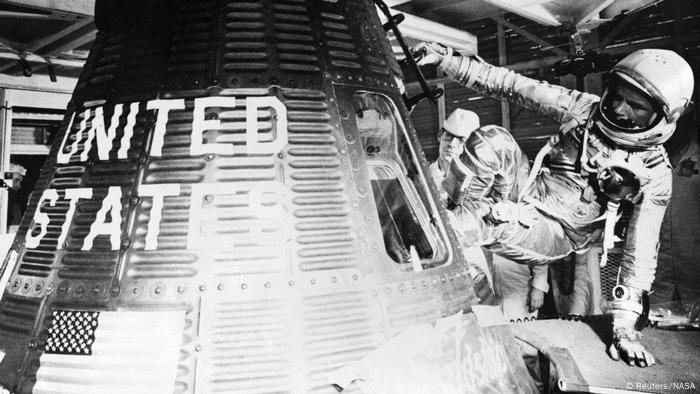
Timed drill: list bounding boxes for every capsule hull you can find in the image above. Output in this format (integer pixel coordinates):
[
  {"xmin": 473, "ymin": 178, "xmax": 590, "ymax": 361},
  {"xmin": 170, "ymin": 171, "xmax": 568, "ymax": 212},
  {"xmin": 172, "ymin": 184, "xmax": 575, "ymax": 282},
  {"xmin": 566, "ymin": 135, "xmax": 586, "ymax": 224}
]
[{"xmin": 0, "ymin": 1, "xmax": 487, "ymax": 392}]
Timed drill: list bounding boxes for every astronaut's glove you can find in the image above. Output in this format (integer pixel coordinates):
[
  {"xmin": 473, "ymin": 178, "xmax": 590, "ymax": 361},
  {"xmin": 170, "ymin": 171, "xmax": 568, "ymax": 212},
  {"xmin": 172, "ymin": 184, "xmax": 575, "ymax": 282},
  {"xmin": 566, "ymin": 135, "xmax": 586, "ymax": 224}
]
[
  {"xmin": 412, "ymin": 42, "xmax": 452, "ymax": 67},
  {"xmin": 527, "ymin": 287, "xmax": 545, "ymax": 313},
  {"xmin": 607, "ymin": 325, "xmax": 656, "ymax": 367},
  {"xmin": 487, "ymin": 201, "xmax": 538, "ymax": 228}
]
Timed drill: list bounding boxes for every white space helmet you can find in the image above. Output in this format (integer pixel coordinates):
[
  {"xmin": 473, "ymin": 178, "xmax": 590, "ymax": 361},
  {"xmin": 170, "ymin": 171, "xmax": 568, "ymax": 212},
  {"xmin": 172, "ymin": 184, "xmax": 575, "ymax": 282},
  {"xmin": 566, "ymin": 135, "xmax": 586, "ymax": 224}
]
[{"xmin": 596, "ymin": 49, "xmax": 694, "ymax": 148}]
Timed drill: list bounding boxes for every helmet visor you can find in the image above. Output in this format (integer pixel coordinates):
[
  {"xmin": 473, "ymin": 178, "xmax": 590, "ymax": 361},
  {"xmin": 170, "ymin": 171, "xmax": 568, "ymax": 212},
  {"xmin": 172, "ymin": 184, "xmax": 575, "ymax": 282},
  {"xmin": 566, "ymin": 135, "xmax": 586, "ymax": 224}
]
[{"xmin": 599, "ymin": 74, "xmax": 663, "ymax": 133}]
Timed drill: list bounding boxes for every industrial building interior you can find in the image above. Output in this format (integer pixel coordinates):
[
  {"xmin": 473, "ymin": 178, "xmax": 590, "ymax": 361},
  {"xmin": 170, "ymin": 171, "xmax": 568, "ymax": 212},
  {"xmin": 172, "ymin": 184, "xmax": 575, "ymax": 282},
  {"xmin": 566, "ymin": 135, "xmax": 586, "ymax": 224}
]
[{"xmin": 0, "ymin": 0, "xmax": 698, "ymax": 392}]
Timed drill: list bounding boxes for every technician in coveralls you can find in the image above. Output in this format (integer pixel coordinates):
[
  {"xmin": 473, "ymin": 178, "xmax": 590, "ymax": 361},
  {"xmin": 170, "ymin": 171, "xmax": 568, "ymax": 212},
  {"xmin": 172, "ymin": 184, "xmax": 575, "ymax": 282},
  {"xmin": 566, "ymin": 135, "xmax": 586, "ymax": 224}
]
[{"xmin": 413, "ymin": 41, "xmax": 694, "ymax": 367}]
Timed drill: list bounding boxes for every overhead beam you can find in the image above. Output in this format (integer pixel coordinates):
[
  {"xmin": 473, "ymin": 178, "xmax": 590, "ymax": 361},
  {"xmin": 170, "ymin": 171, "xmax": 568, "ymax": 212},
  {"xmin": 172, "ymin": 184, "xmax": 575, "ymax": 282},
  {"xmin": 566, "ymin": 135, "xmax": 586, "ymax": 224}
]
[
  {"xmin": 0, "ymin": 38, "xmax": 24, "ymax": 52},
  {"xmin": 602, "ymin": 32, "xmax": 700, "ymax": 56},
  {"xmin": 378, "ymin": 10, "xmax": 477, "ymax": 54},
  {"xmin": 26, "ymin": 17, "xmax": 93, "ymax": 53},
  {"xmin": 406, "ymin": 31, "xmax": 700, "ymax": 91},
  {"xmin": 44, "ymin": 27, "xmax": 96, "ymax": 56},
  {"xmin": 598, "ymin": 11, "xmax": 643, "ymax": 49},
  {"xmin": 0, "ymin": 72, "xmax": 77, "ymax": 93},
  {"xmin": 600, "ymin": 0, "xmax": 661, "ymax": 19},
  {"xmin": 19, "ymin": 26, "xmax": 94, "ymax": 76},
  {"xmin": 0, "ymin": 25, "xmax": 94, "ymax": 75},
  {"xmin": 0, "ymin": 11, "xmax": 62, "ymax": 19},
  {"xmin": 491, "ymin": 15, "xmax": 567, "ymax": 56},
  {"xmin": 3, "ymin": 88, "xmax": 71, "ymax": 109},
  {"xmin": 0, "ymin": 0, "xmax": 94, "ymax": 16},
  {"xmin": 573, "ymin": 0, "xmax": 615, "ymax": 28},
  {"xmin": 418, "ymin": 0, "xmax": 463, "ymax": 12},
  {"xmin": 0, "ymin": 51, "xmax": 85, "ymax": 68},
  {"xmin": 485, "ymin": 0, "xmax": 560, "ymax": 26},
  {"xmin": 0, "ymin": 18, "xmax": 92, "ymax": 74}
]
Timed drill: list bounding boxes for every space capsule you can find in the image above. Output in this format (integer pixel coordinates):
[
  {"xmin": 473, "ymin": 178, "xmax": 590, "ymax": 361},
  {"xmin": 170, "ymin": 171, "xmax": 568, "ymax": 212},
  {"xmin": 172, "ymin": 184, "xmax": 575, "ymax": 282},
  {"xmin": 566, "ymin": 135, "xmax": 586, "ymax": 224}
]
[{"xmin": 0, "ymin": 1, "xmax": 516, "ymax": 392}]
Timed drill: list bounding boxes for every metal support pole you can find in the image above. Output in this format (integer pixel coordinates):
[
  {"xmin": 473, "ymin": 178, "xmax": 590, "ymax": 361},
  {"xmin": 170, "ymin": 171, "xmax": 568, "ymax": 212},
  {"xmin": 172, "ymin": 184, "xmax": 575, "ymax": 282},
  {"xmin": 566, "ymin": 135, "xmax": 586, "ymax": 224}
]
[
  {"xmin": 437, "ymin": 82, "xmax": 445, "ymax": 129},
  {"xmin": 0, "ymin": 89, "xmax": 11, "ymax": 234},
  {"xmin": 497, "ymin": 22, "xmax": 511, "ymax": 130}
]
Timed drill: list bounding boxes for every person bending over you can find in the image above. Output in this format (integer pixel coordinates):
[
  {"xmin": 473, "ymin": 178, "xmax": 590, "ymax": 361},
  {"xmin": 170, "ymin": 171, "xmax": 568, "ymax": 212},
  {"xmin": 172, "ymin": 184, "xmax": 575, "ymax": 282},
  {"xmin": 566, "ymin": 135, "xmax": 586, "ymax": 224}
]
[{"xmin": 413, "ymin": 42, "xmax": 694, "ymax": 367}]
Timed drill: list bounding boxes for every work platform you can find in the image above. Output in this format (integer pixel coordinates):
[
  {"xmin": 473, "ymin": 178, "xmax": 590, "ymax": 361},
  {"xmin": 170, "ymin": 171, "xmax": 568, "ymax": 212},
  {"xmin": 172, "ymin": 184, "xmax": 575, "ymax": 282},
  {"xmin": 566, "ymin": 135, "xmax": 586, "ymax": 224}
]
[{"xmin": 511, "ymin": 317, "xmax": 700, "ymax": 393}]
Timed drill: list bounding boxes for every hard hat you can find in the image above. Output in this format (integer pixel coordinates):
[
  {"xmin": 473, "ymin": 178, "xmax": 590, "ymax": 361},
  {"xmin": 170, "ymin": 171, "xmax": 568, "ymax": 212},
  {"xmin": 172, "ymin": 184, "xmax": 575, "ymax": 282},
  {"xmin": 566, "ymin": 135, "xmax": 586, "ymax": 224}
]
[
  {"xmin": 9, "ymin": 163, "xmax": 26, "ymax": 176},
  {"xmin": 596, "ymin": 49, "xmax": 694, "ymax": 148},
  {"xmin": 443, "ymin": 108, "xmax": 480, "ymax": 138}
]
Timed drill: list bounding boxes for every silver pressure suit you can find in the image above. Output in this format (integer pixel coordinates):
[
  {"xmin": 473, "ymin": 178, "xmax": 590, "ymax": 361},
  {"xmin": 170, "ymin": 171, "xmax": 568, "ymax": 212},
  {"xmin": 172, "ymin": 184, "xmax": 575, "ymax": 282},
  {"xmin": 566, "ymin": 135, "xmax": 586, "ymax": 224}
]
[{"xmin": 441, "ymin": 57, "xmax": 671, "ymax": 312}]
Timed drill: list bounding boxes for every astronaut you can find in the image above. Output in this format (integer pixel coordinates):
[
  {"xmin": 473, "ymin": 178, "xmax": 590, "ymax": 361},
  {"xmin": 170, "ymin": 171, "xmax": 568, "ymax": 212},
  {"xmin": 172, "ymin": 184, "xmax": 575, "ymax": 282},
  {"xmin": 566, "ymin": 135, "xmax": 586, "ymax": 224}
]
[{"xmin": 414, "ymin": 42, "xmax": 695, "ymax": 367}]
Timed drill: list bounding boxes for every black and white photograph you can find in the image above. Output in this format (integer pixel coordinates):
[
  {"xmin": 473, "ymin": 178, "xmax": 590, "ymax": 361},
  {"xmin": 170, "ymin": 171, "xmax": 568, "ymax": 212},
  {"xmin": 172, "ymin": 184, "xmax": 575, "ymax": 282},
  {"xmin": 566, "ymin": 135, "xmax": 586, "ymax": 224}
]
[{"xmin": 0, "ymin": 0, "xmax": 697, "ymax": 393}]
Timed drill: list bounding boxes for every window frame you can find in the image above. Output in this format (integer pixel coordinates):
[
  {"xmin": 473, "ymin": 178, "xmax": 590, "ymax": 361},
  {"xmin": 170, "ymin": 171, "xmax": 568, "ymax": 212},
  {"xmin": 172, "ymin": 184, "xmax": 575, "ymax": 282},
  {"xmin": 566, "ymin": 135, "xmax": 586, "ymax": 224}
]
[{"xmin": 338, "ymin": 87, "xmax": 453, "ymax": 273}]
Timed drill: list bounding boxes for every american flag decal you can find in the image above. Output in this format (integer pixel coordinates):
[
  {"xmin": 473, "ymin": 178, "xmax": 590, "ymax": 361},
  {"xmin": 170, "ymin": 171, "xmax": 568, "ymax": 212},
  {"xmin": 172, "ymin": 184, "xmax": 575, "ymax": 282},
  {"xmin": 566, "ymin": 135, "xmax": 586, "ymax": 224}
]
[
  {"xmin": 34, "ymin": 310, "xmax": 185, "ymax": 394},
  {"xmin": 45, "ymin": 310, "xmax": 99, "ymax": 355}
]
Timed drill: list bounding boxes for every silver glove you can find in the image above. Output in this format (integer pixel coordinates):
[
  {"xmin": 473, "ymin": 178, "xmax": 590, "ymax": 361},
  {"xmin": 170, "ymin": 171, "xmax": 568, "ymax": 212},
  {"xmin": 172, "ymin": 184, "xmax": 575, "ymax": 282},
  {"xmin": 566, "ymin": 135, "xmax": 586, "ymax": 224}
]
[
  {"xmin": 412, "ymin": 41, "xmax": 452, "ymax": 67},
  {"xmin": 607, "ymin": 326, "xmax": 655, "ymax": 367}
]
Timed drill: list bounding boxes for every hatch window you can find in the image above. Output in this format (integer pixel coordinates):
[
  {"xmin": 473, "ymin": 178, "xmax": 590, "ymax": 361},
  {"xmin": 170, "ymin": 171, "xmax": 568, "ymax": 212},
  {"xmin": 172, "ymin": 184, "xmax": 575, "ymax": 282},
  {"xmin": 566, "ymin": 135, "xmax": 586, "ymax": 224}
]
[{"xmin": 352, "ymin": 92, "xmax": 449, "ymax": 272}]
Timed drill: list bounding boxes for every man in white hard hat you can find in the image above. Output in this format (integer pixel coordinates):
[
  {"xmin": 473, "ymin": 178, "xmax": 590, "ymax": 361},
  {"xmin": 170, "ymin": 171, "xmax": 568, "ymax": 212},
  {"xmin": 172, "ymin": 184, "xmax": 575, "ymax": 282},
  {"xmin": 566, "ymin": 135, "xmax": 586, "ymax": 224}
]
[
  {"xmin": 430, "ymin": 109, "xmax": 496, "ymax": 291},
  {"xmin": 7, "ymin": 163, "xmax": 26, "ymax": 192},
  {"xmin": 429, "ymin": 108, "xmax": 480, "ymax": 200},
  {"xmin": 431, "ymin": 108, "xmax": 547, "ymax": 312},
  {"xmin": 413, "ymin": 42, "xmax": 695, "ymax": 367},
  {"xmin": 6, "ymin": 162, "xmax": 27, "ymax": 227}
]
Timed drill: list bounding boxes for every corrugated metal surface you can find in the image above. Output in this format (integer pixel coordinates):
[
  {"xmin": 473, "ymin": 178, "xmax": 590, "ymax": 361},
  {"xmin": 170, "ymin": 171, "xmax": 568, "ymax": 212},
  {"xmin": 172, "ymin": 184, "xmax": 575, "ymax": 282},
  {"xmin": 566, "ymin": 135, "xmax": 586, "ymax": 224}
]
[
  {"xmin": 0, "ymin": 293, "xmax": 41, "ymax": 336},
  {"xmin": 0, "ymin": 1, "xmax": 482, "ymax": 393}
]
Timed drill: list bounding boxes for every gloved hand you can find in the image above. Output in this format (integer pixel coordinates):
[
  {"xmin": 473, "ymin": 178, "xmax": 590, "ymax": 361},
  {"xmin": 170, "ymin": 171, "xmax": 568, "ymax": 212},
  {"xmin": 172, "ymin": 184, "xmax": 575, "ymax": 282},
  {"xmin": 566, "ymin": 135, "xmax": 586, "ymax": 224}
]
[
  {"xmin": 607, "ymin": 326, "xmax": 656, "ymax": 367},
  {"xmin": 487, "ymin": 201, "xmax": 538, "ymax": 228},
  {"xmin": 412, "ymin": 41, "xmax": 451, "ymax": 67},
  {"xmin": 527, "ymin": 287, "xmax": 545, "ymax": 313}
]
